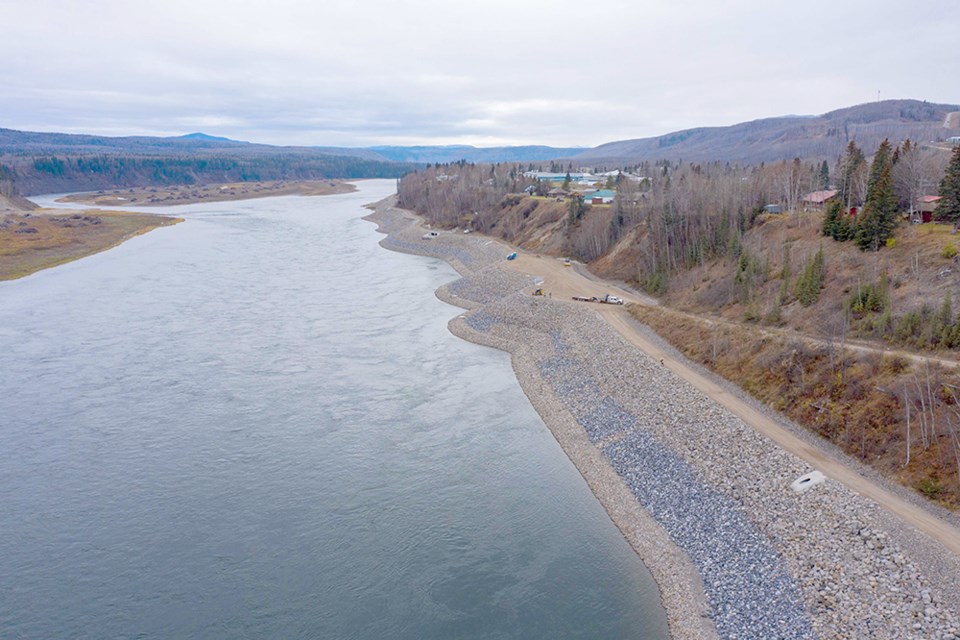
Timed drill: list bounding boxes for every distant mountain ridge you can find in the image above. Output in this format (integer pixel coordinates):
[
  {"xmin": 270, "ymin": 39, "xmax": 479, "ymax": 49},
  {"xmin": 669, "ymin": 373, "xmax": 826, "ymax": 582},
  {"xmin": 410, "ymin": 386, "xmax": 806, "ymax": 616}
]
[
  {"xmin": 572, "ymin": 99, "xmax": 960, "ymax": 165},
  {"xmin": 178, "ymin": 132, "xmax": 241, "ymax": 143},
  {"xmin": 0, "ymin": 128, "xmax": 384, "ymax": 160},
  {"xmin": 3, "ymin": 99, "xmax": 959, "ymax": 194}
]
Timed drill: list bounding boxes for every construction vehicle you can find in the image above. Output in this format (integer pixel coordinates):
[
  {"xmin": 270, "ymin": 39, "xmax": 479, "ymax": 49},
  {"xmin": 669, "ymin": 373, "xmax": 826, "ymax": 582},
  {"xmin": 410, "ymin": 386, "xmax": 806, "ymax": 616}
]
[{"xmin": 533, "ymin": 288, "xmax": 544, "ymax": 296}]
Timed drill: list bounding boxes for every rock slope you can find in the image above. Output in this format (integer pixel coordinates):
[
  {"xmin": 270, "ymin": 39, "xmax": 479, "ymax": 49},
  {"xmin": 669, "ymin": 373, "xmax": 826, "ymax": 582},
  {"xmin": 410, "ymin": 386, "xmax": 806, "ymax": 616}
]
[{"xmin": 364, "ymin": 199, "xmax": 960, "ymax": 640}]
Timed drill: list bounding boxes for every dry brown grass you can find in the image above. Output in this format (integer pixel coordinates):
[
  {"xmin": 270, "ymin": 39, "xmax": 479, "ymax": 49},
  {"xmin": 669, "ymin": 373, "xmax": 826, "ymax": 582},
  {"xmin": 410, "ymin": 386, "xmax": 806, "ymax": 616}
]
[
  {"xmin": 0, "ymin": 210, "xmax": 181, "ymax": 280},
  {"xmin": 635, "ymin": 213, "xmax": 960, "ymax": 351},
  {"xmin": 56, "ymin": 179, "xmax": 356, "ymax": 207},
  {"xmin": 632, "ymin": 303, "xmax": 960, "ymax": 508},
  {"xmin": 481, "ymin": 196, "xmax": 569, "ymax": 254}
]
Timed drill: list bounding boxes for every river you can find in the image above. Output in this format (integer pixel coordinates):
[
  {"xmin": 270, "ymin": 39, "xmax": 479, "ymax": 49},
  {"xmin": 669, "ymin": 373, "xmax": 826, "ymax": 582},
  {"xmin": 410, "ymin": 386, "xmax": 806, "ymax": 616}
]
[{"xmin": 0, "ymin": 180, "xmax": 668, "ymax": 639}]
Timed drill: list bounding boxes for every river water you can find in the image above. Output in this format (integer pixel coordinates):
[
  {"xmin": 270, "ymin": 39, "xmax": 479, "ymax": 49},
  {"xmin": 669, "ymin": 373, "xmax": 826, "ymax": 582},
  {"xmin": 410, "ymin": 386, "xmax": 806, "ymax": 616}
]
[{"xmin": 1, "ymin": 181, "xmax": 668, "ymax": 639}]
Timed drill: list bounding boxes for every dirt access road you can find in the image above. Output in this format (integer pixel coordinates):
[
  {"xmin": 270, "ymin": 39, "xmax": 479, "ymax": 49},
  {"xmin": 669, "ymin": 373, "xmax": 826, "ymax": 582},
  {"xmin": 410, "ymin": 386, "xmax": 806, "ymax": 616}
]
[{"xmin": 502, "ymin": 253, "xmax": 960, "ymax": 557}]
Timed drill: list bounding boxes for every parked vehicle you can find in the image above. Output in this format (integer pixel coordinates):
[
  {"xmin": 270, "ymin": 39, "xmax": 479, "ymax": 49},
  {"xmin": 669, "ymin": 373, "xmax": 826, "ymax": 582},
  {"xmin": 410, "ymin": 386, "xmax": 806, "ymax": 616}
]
[
  {"xmin": 571, "ymin": 294, "xmax": 624, "ymax": 305},
  {"xmin": 422, "ymin": 231, "xmax": 439, "ymax": 239},
  {"xmin": 506, "ymin": 252, "xmax": 518, "ymax": 260}
]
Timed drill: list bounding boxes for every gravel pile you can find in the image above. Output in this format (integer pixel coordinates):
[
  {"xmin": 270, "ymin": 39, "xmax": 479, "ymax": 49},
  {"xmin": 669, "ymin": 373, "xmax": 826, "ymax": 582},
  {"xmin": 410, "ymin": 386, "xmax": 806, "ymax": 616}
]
[{"xmin": 365, "ymin": 200, "xmax": 960, "ymax": 640}]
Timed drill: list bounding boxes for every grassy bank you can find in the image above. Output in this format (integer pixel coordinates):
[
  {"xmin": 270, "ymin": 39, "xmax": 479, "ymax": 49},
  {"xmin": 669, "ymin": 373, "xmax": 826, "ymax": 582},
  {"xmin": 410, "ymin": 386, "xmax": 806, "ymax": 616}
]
[
  {"xmin": 631, "ymin": 303, "xmax": 960, "ymax": 508},
  {"xmin": 56, "ymin": 179, "xmax": 356, "ymax": 207},
  {"xmin": 0, "ymin": 210, "xmax": 181, "ymax": 280}
]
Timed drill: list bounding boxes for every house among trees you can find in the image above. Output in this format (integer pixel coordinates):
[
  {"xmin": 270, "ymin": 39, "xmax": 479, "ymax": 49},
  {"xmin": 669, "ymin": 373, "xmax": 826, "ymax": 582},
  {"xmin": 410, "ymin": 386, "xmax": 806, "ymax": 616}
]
[
  {"xmin": 585, "ymin": 189, "xmax": 616, "ymax": 205},
  {"xmin": 916, "ymin": 195, "xmax": 942, "ymax": 223},
  {"xmin": 802, "ymin": 189, "xmax": 839, "ymax": 211}
]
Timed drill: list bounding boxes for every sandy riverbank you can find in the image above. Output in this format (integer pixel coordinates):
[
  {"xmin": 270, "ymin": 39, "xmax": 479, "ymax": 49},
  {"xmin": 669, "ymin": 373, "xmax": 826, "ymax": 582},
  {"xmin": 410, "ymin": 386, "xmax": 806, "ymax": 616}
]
[
  {"xmin": 364, "ymin": 196, "xmax": 960, "ymax": 640},
  {"xmin": 3, "ymin": 180, "xmax": 357, "ymax": 280},
  {"xmin": 0, "ymin": 209, "xmax": 181, "ymax": 281}
]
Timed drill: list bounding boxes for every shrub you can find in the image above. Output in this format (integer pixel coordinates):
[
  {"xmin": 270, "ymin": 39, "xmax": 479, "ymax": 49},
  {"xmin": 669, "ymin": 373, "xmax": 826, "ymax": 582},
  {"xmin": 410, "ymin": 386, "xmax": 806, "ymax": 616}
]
[
  {"xmin": 794, "ymin": 246, "xmax": 826, "ymax": 307},
  {"xmin": 943, "ymin": 243, "xmax": 958, "ymax": 259},
  {"xmin": 641, "ymin": 270, "xmax": 668, "ymax": 295},
  {"xmin": 848, "ymin": 275, "xmax": 889, "ymax": 317},
  {"xmin": 918, "ymin": 477, "xmax": 943, "ymax": 498}
]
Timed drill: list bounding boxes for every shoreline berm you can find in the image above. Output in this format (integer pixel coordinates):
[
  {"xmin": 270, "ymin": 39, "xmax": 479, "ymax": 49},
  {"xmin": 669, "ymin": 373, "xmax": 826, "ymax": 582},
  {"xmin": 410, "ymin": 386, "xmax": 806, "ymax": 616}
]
[{"xmin": 364, "ymin": 195, "xmax": 960, "ymax": 640}]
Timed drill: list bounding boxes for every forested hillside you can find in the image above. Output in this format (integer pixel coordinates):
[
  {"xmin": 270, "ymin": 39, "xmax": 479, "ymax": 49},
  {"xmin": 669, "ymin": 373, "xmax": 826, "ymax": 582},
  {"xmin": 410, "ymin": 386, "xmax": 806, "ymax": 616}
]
[
  {"xmin": 2, "ymin": 153, "xmax": 411, "ymax": 196},
  {"xmin": 573, "ymin": 99, "xmax": 960, "ymax": 165},
  {"xmin": 0, "ymin": 129, "xmax": 414, "ymax": 195},
  {"xmin": 398, "ymin": 141, "xmax": 960, "ymax": 505},
  {"xmin": 5, "ymin": 99, "xmax": 958, "ymax": 195}
]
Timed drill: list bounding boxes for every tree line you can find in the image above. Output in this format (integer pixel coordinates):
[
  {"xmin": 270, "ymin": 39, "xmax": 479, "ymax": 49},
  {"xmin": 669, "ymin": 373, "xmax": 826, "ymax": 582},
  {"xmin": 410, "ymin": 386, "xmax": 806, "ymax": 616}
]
[
  {"xmin": 397, "ymin": 143, "xmax": 956, "ymax": 298},
  {"xmin": 822, "ymin": 138, "xmax": 960, "ymax": 250},
  {"xmin": 3, "ymin": 153, "xmax": 413, "ymax": 196}
]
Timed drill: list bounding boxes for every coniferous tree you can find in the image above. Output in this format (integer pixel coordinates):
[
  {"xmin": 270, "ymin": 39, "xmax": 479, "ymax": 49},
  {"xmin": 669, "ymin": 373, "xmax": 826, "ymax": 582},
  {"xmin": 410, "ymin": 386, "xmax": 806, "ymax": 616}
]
[
  {"xmin": 855, "ymin": 140, "xmax": 899, "ymax": 251},
  {"xmin": 934, "ymin": 144, "xmax": 960, "ymax": 224},
  {"xmin": 837, "ymin": 141, "xmax": 867, "ymax": 209},
  {"xmin": 818, "ymin": 160, "xmax": 830, "ymax": 190},
  {"xmin": 834, "ymin": 208, "xmax": 854, "ymax": 241},
  {"xmin": 794, "ymin": 246, "xmax": 826, "ymax": 306},
  {"xmin": 866, "ymin": 139, "xmax": 893, "ymax": 197},
  {"xmin": 821, "ymin": 198, "xmax": 841, "ymax": 238},
  {"xmin": 822, "ymin": 198, "xmax": 855, "ymax": 241}
]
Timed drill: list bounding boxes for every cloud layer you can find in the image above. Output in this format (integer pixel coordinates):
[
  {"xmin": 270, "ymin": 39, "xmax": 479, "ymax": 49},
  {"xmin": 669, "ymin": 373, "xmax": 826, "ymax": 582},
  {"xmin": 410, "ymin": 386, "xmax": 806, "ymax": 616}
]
[{"xmin": 3, "ymin": 0, "xmax": 958, "ymax": 147}]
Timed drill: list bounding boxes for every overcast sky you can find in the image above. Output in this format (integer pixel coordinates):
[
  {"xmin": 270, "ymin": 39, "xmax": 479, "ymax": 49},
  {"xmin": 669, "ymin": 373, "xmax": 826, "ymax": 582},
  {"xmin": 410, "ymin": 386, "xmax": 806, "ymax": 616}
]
[{"xmin": 3, "ymin": 0, "xmax": 958, "ymax": 148}]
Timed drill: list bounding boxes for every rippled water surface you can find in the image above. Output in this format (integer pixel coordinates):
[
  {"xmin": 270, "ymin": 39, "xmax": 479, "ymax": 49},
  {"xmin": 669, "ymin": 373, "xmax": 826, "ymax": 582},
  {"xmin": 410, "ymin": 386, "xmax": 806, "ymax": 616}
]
[{"xmin": 1, "ymin": 181, "xmax": 668, "ymax": 639}]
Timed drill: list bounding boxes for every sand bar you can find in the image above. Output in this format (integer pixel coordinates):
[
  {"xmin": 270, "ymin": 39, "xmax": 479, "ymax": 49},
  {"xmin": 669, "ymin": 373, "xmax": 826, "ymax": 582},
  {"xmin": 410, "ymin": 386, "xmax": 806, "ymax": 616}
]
[
  {"xmin": 0, "ymin": 209, "xmax": 181, "ymax": 281},
  {"xmin": 56, "ymin": 179, "xmax": 356, "ymax": 207}
]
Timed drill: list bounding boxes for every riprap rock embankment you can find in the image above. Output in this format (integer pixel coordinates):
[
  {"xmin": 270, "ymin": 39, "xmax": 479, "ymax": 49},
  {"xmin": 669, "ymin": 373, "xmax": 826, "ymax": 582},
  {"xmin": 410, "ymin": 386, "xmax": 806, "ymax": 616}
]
[{"xmin": 364, "ymin": 199, "xmax": 960, "ymax": 640}]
